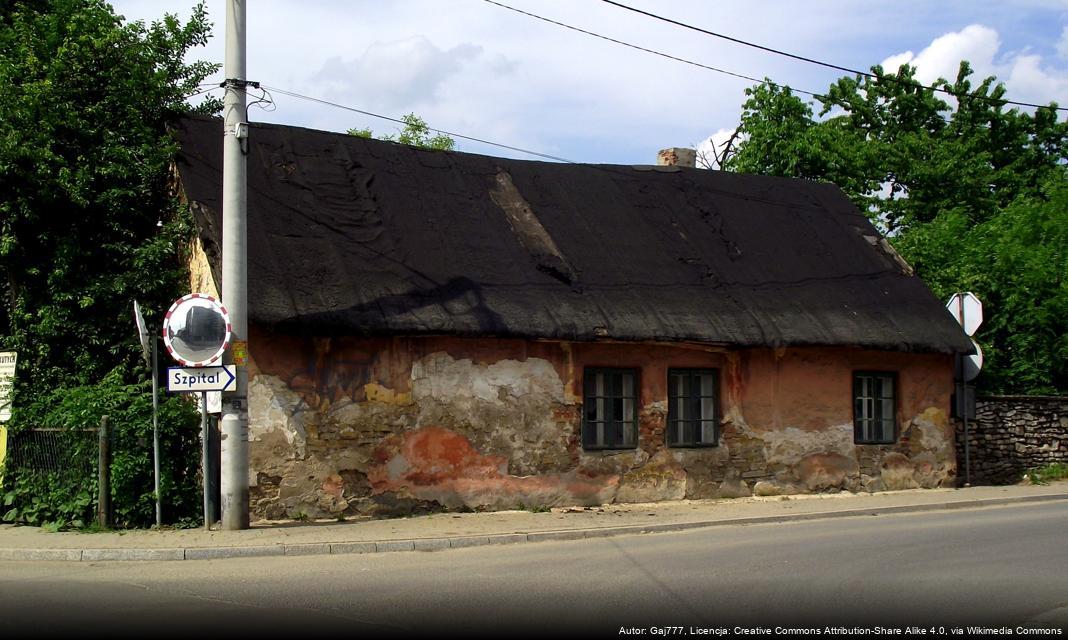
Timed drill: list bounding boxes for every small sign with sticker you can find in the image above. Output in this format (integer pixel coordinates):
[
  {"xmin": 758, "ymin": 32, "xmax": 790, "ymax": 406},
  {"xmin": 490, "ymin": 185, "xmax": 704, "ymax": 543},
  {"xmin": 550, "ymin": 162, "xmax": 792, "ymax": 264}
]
[{"xmin": 232, "ymin": 340, "xmax": 248, "ymax": 366}]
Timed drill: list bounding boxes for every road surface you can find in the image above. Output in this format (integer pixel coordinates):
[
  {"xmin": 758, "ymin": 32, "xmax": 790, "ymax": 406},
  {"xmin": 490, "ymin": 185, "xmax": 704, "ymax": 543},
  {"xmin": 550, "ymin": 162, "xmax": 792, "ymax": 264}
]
[{"xmin": 0, "ymin": 502, "xmax": 1064, "ymax": 638}]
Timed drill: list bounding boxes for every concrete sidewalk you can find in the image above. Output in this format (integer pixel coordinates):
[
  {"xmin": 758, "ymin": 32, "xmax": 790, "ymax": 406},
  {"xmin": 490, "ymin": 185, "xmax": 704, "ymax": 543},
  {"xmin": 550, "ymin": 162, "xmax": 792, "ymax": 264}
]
[{"xmin": 2, "ymin": 482, "xmax": 1065, "ymax": 562}]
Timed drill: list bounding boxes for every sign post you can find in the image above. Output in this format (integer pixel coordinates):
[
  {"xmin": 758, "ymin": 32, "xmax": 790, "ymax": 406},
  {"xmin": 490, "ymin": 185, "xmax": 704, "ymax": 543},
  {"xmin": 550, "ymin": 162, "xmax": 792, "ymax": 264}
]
[
  {"xmin": 133, "ymin": 301, "xmax": 162, "ymax": 528},
  {"xmin": 163, "ymin": 293, "xmax": 232, "ymax": 530},
  {"xmin": 946, "ymin": 293, "xmax": 983, "ymax": 487}
]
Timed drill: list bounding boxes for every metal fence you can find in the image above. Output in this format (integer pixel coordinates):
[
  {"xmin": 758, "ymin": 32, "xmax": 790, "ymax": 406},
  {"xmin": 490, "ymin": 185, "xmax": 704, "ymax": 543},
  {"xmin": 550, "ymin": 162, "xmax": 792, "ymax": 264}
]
[{"xmin": 4, "ymin": 428, "xmax": 97, "ymax": 475}]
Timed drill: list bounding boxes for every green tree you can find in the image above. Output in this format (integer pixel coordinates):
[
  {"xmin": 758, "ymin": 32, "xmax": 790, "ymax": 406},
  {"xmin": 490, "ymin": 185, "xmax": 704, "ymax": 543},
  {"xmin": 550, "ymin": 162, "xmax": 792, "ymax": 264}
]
[
  {"xmin": 0, "ymin": 0, "xmax": 220, "ymax": 390},
  {"xmin": 348, "ymin": 113, "xmax": 456, "ymax": 151},
  {"xmin": 724, "ymin": 63, "xmax": 1067, "ymax": 394},
  {"xmin": 0, "ymin": 0, "xmax": 219, "ymax": 526}
]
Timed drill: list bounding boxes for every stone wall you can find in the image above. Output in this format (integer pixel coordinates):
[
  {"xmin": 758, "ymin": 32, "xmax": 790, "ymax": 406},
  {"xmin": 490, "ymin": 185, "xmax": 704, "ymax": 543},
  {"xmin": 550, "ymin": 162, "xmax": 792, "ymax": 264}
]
[
  {"xmin": 245, "ymin": 328, "xmax": 958, "ymax": 520},
  {"xmin": 955, "ymin": 396, "xmax": 1068, "ymax": 484}
]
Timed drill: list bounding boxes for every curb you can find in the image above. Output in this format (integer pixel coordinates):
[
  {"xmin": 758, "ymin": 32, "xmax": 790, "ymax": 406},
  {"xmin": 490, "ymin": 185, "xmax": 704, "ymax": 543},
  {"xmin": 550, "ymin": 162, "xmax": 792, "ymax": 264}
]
[{"xmin": 1, "ymin": 493, "xmax": 1065, "ymax": 562}]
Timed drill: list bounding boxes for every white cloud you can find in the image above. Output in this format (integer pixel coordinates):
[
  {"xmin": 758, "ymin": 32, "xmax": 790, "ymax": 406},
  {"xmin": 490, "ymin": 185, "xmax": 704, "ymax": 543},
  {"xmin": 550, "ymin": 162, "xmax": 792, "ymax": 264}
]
[
  {"xmin": 696, "ymin": 128, "xmax": 741, "ymax": 170},
  {"xmin": 881, "ymin": 24, "xmax": 1067, "ymax": 106},
  {"xmin": 1057, "ymin": 26, "xmax": 1068, "ymax": 58},
  {"xmin": 881, "ymin": 25, "xmax": 1001, "ymax": 84},
  {"xmin": 312, "ymin": 37, "xmax": 485, "ymax": 112},
  {"xmin": 881, "ymin": 51, "xmax": 915, "ymax": 74}
]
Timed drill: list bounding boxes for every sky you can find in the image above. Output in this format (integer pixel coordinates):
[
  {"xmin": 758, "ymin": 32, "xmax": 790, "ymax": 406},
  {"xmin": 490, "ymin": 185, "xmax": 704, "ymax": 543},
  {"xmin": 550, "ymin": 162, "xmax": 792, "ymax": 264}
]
[{"xmin": 109, "ymin": 0, "xmax": 1068, "ymax": 166}]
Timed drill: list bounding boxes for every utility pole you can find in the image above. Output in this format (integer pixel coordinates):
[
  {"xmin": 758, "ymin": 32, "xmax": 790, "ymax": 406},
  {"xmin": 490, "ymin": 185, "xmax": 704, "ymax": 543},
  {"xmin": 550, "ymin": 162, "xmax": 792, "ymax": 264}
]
[{"xmin": 220, "ymin": 0, "xmax": 249, "ymax": 530}]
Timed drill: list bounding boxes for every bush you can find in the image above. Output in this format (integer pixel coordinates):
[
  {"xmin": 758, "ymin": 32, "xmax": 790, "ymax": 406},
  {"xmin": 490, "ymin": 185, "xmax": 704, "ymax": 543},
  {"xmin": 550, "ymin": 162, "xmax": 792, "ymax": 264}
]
[{"xmin": 1, "ymin": 368, "xmax": 200, "ymax": 529}]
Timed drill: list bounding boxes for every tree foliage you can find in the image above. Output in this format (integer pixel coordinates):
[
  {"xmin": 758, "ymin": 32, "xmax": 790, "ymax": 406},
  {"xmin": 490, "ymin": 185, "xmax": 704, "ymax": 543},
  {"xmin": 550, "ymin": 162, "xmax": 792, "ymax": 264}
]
[
  {"xmin": 0, "ymin": 0, "xmax": 220, "ymax": 391},
  {"xmin": 3, "ymin": 370, "xmax": 201, "ymax": 528},
  {"xmin": 348, "ymin": 113, "xmax": 456, "ymax": 151},
  {"xmin": 0, "ymin": 0, "xmax": 220, "ymax": 526},
  {"xmin": 725, "ymin": 63, "xmax": 1067, "ymax": 394}
]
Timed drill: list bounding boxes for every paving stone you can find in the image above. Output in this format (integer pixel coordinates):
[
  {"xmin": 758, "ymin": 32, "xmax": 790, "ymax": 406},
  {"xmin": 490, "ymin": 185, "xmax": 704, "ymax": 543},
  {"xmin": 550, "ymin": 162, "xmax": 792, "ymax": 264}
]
[
  {"xmin": 82, "ymin": 548, "xmax": 184, "ymax": 561},
  {"xmin": 412, "ymin": 538, "xmax": 450, "ymax": 551},
  {"xmin": 184, "ymin": 546, "xmax": 285, "ymax": 560},
  {"xmin": 284, "ymin": 543, "xmax": 331, "ymax": 556},
  {"xmin": 375, "ymin": 540, "xmax": 415, "ymax": 553},
  {"xmin": 329, "ymin": 542, "xmax": 376, "ymax": 555}
]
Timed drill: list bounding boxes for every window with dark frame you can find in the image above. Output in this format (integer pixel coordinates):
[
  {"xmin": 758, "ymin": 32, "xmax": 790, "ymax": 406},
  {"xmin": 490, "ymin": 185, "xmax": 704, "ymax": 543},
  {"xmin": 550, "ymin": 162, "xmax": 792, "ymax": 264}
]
[
  {"xmin": 667, "ymin": 368, "xmax": 719, "ymax": 447},
  {"xmin": 853, "ymin": 372, "xmax": 897, "ymax": 444},
  {"xmin": 582, "ymin": 368, "xmax": 638, "ymax": 450}
]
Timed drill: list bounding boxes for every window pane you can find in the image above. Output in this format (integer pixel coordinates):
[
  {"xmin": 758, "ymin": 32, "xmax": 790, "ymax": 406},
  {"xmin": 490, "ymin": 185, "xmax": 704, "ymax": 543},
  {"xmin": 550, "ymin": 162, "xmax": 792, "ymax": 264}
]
[
  {"xmin": 596, "ymin": 373, "xmax": 605, "ymax": 423},
  {"xmin": 878, "ymin": 418, "xmax": 892, "ymax": 442},
  {"xmin": 700, "ymin": 420, "xmax": 716, "ymax": 444},
  {"xmin": 881, "ymin": 377, "xmax": 893, "ymax": 399},
  {"xmin": 699, "ymin": 373, "xmax": 714, "ymax": 397},
  {"xmin": 700, "ymin": 396, "xmax": 715, "ymax": 422}
]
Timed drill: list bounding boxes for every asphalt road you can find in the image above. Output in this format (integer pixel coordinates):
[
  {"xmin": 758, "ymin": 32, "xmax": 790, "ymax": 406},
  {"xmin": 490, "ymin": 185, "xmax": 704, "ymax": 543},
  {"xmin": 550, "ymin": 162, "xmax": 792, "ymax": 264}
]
[{"xmin": 1, "ymin": 502, "xmax": 1065, "ymax": 639}]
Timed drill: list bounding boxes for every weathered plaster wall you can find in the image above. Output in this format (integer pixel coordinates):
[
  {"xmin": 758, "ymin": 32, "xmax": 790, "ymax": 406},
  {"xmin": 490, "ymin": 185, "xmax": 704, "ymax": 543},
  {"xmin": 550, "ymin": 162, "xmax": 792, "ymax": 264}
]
[
  {"xmin": 187, "ymin": 235, "xmax": 219, "ymax": 299},
  {"xmin": 245, "ymin": 328, "xmax": 956, "ymax": 520}
]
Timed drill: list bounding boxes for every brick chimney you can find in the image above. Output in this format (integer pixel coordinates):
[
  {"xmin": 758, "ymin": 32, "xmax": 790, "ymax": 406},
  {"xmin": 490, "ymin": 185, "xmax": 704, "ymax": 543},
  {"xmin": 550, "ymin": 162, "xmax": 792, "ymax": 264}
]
[{"xmin": 656, "ymin": 147, "xmax": 696, "ymax": 168}]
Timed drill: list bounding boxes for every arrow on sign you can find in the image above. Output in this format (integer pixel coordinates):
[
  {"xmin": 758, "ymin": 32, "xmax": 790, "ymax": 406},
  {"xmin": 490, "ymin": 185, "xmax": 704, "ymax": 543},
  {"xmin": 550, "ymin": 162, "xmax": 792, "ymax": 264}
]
[{"xmin": 167, "ymin": 365, "xmax": 237, "ymax": 393}]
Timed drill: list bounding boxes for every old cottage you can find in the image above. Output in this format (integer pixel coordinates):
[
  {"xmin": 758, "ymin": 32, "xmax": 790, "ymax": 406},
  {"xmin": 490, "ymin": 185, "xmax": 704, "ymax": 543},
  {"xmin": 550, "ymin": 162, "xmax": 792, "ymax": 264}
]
[{"xmin": 174, "ymin": 116, "xmax": 973, "ymax": 520}]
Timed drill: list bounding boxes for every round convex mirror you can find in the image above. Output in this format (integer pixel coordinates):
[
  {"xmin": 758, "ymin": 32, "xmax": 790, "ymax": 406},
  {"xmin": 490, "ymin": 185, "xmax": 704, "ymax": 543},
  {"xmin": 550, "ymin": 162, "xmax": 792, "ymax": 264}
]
[{"xmin": 163, "ymin": 294, "xmax": 231, "ymax": 366}]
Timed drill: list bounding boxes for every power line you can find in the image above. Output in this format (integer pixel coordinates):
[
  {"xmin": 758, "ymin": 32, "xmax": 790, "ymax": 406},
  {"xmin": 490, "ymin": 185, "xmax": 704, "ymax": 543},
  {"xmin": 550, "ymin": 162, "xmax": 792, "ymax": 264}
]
[
  {"xmin": 259, "ymin": 85, "xmax": 578, "ymax": 163},
  {"xmin": 482, "ymin": 0, "xmax": 821, "ymax": 98},
  {"xmin": 599, "ymin": 0, "xmax": 1066, "ymax": 112}
]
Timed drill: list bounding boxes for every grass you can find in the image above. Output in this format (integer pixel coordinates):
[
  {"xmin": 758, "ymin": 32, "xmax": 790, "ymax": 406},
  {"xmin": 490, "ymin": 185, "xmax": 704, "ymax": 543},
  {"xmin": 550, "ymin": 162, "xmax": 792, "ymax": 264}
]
[{"xmin": 1023, "ymin": 463, "xmax": 1068, "ymax": 485}]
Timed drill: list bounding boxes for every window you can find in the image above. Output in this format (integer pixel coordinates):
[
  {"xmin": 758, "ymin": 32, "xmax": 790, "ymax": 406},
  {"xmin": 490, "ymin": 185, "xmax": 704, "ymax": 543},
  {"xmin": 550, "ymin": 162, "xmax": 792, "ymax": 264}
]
[
  {"xmin": 667, "ymin": 369, "xmax": 719, "ymax": 447},
  {"xmin": 583, "ymin": 368, "xmax": 638, "ymax": 450},
  {"xmin": 853, "ymin": 372, "xmax": 896, "ymax": 444}
]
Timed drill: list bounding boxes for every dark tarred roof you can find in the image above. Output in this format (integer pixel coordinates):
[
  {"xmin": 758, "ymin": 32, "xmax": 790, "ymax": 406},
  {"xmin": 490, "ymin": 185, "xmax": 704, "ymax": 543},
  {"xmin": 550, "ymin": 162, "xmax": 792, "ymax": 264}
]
[{"xmin": 173, "ymin": 115, "xmax": 971, "ymax": 353}]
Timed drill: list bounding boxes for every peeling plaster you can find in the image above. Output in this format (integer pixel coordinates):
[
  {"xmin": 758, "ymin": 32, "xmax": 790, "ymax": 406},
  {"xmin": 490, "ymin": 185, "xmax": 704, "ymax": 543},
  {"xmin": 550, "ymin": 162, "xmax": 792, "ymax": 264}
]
[
  {"xmin": 249, "ymin": 375, "xmax": 309, "ymax": 460},
  {"xmin": 411, "ymin": 352, "xmax": 566, "ymax": 406},
  {"xmin": 243, "ymin": 339, "xmax": 958, "ymax": 520},
  {"xmin": 761, "ymin": 424, "xmax": 855, "ymax": 467}
]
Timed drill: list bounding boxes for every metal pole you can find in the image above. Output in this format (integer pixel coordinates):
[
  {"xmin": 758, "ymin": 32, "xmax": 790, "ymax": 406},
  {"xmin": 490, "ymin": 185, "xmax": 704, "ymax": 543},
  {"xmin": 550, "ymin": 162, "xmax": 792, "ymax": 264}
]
[
  {"xmin": 201, "ymin": 391, "xmax": 211, "ymax": 530},
  {"xmin": 97, "ymin": 415, "xmax": 111, "ymax": 528},
  {"xmin": 152, "ymin": 338, "xmax": 161, "ymax": 528},
  {"xmin": 963, "ymin": 383, "xmax": 971, "ymax": 487},
  {"xmin": 221, "ymin": 0, "xmax": 250, "ymax": 530},
  {"xmin": 958, "ymin": 296, "xmax": 971, "ymax": 487}
]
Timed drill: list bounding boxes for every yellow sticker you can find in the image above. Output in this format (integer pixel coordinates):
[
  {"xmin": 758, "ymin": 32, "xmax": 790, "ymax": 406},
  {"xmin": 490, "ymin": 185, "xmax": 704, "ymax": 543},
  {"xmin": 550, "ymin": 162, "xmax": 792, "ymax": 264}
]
[{"xmin": 232, "ymin": 340, "xmax": 248, "ymax": 366}]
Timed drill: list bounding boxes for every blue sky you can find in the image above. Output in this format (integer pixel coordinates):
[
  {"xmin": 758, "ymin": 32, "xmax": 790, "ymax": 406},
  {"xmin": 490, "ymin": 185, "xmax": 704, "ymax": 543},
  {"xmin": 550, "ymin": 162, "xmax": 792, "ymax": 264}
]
[{"xmin": 110, "ymin": 0, "xmax": 1068, "ymax": 165}]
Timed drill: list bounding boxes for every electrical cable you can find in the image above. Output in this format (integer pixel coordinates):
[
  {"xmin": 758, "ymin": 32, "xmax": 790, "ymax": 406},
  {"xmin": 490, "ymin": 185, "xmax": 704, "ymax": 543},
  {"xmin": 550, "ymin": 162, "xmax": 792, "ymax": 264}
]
[
  {"xmin": 597, "ymin": 0, "xmax": 1066, "ymax": 112},
  {"xmin": 482, "ymin": 0, "xmax": 822, "ymax": 98},
  {"xmin": 260, "ymin": 84, "xmax": 579, "ymax": 163}
]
